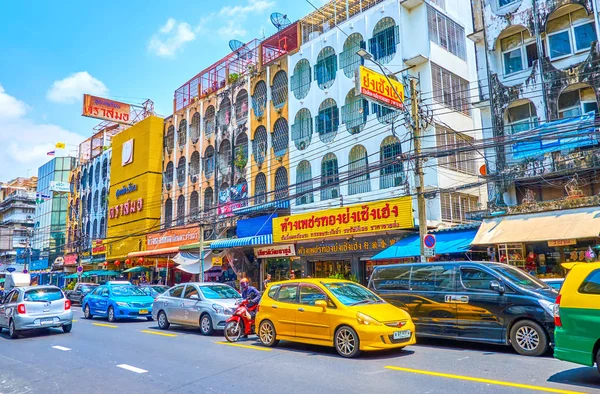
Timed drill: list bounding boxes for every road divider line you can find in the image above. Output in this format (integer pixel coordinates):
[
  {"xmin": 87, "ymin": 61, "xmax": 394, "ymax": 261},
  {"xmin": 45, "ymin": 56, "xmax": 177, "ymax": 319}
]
[
  {"xmin": 92, "ymin": 323, "xmax": 118, "ymax": 328},
  {"xmin": 385, "ymin": 366, "xmax": 585, "ymax": 394},
  {"xmin": 141, "ymin": 330, "xmax": 177, "ymax": 337},
  {"xmin": 51, "ymin": 346, "xmax": 71, "ymax": 351},
  {"xmin": 215, "ymin": 341, "xmax": 272, "ymax": 352},
  {"xmin": 117, "ymin": 364, "xmax": 147, "ymax": 374}
]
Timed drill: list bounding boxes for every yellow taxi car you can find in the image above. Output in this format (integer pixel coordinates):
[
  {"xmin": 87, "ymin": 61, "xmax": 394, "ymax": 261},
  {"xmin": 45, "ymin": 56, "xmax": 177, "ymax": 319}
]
[{"xmin": 256, "ymin": 279, "xmax": 416, "ymax": 357}]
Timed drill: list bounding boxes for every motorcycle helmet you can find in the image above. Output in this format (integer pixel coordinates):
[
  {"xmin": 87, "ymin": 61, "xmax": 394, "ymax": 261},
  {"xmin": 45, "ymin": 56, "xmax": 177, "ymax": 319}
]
[{"xmin": 240, "ymin": 278, "xmax": 249, "ymax": 289}]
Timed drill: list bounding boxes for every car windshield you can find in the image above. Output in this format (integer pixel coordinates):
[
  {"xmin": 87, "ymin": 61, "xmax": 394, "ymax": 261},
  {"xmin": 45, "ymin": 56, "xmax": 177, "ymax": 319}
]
[
  {"xmin": 111, "ymin": 286, "xmax": 146, "ymax": 297},
  {"xmin": 324, "ymin": 282, "xmax": 383, "ymax": 306},
  {"xmin": 489, "ymin": 265, "xmax": 549, "ymax": 290},
  {"xmin": 199, "ymin": 285, "xmax": 240, "ymax": 300},
  {"xmin": 24, "ymin": 288, "xmax": 63, "ymax": 302},
  {"xmin": 81, "ymin": 285, "xmax": 97, "ymax": 292},
  {"xmin": 150, "ymin": 286, "xmax": 169, "ymax": 295}
]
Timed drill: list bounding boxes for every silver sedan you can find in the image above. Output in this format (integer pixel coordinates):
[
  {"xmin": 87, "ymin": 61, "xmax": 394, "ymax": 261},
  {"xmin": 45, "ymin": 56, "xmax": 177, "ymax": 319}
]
[
  {"xmin": 152, "ymin": 283, "xmax": 240, "ymax": 335},
  {"xmin": 0, "ymin": 285, "xmax": 73, "ymax": 338}
]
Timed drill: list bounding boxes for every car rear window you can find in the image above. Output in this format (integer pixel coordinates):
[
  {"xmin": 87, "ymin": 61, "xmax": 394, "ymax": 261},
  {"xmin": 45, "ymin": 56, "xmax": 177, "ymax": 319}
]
[
  {"xmin": 579, "ymin": 269, "xmax": 600, "ymax": 294},
  {"xmin": 267, "ymin": 284, "xmax": 281, "ymax": 300},
  {"xmin": 24, "ymin": 288, "xmax": 63, "ymax": 302}
]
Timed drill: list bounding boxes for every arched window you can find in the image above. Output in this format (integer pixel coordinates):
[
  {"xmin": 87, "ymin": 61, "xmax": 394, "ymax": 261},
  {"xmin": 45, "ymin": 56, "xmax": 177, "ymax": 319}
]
[
  {"xmin": 189, "ymin": 191, "xmax": 199, "ymax": 220},
  {"xmin": 87, "ymin": 193, "xmax": 92, "ymax": 216},
  {"xmin": 176, "ymin": 156, "xmax": 186, "ymax": 187},
  {"xmin": 178, "ymin": 118, "xmax": 187, "ymax": 149},
  {"xmin": 340, "ymin": 33, "xmax": 365, "ymax": 78},
  {"xmin": 291, "ymin": 59, "xmax": 311, "ymax": 100},
  {"xmin": 315, "ymin": 47, "xmax": 337, "ymax": 89},
  {"xmin": 92, "ymin": 219, "xmax": 98, "ymax": 240},
  {"xmin": 380, "ymin": 136, "xmax": 403, "ymax": 189},
  {"xmin": 204, "ymin": 145, "xmax": 215, "ymax": 177},
  {"xmin": 252, "ymin": 81, "xmax": 267, "ymax": 118},
  {"xmin": 296, "ymin": 161, "xmax": 313, "ymax": 205},
  {"xmin": 93, "ymin": 190, "xmax": 99, "ymax": 211},
  {"xmin": 372, "ymin": 103, "xmax": 400, "ymax": 124},
  {"xmin": 272, "ymin": 71, "xmax": 288, "ymax": 108},
  {"xmin": 272, "ymin": 118, "xmax": 289, "ymax": 157},
  {"xmin": 498, "ymin": 27, "xmax": 538, "ymax": 76},
  {"xmin": 94, "ymin": 164, "xmax": 100, "ymax": 185},
  {"xmin": 204, "ymin": 187, "xmax": 213, "ymax": 212},
  {"xmin": 369, "ymin": 17, "xmax": 399, "ymax": 64},
  {"xmin": 558, "ymin": 84, "xmax": 598, "ymax": 119},
  {"xmin": 505, "ymin": 100, "xmax": 538, "ymax": 134},
  {"xmin": 342, "ymin": 89, "xmax": 369, "ymax": 134},
  {"xmin": 164, "ymin": 161, "xmax": 174, "ymax": 190},
  {"xmin": 81, "ymin": 169, "xmax": 87, "ymax": 189},
  {"xmin": 252, "ymin": 126, "xmax": 268, "ymax": 165},
  {"xmin": 82, "ymin": 195, "xmax": 87, "ymax": 215},
  {"xmin": 99, "ymin": 217, "xmax": 105, "ymax": 238},
  {"xmin": 218, "ymin": 140, "xmax": 232, "ymax": 173},
  {"xmin": 316, "ymin": 98, "xmax": 339, "ymax": 143},
  {"xmin": 274, "ymin": 167, "xmax": 289, "ymax": 200},
  {"xmin": 85, "ymin": 220, "xmax": 90, "ymax": 239},
  {"xmin": 100, "ymin": 187, "xmax": 106, "ymax": 209},
  {"xmin": 219, "ymin": 182, "xmax": 230, "ymax": 205},
  {"xmin": 217, "ymin": 97, "xmax": 231, "ymax": 133},
  {"xmin": 88, "ymin": 165, "xmax": 94, "ymax": 186},
  {"xmin": 291, "ymin": 109, "xmax": 312, "ymax": 150},
  {"xmin": 177, "ymin": 195, "xmax": 185, "ymax": 226},
  {"xmin": 321, "ymin": 153, "xmax": 339, "ymax": 200},
  {"xmin": 235, "ymin": 132, "xmax": 248, "ymax": 170},
  {"xmin": 204, "ymin": 105, "xmax": 216, "ymax": 136},
  {"xmin": 547, "ymin": 7, "xmax": 597, "ymax": 61},
  {"xmin": 254, "ymin": 172, "xmax": 267, "ymax": 205},
  {"xmin": 164, "ymin": 198, "xmax": 173, "ymax": 228},
  {"xmin": 233, "ymin": 178, "xmax": 248, "ymax": 206},
  {"xmin": 348, "ymin": 145, "xmax": 370, "ymax": 195},
  {"xmin": 165, "ymin": 125, "xmax": 175, "ymax": 153},
  {"xmin": 189, "ymin": 151, "xmax": 200, "ymax": 182},
  {"xmin": 101, "ymin": 159, "xmax": 108, "ymax": 180},
  {"xmin": 235, "ymin": 89, "xmax": 248, "ymax": 124},
  {"xmin": 190, "ymin": 112, "xmax": 201, "ymax": 143}
]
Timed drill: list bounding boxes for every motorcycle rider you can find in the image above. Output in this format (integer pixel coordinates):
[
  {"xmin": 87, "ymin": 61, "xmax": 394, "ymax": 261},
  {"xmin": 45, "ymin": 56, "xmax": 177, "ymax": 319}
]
[{"xmin": 240, "ymin": 278, "xmax": 261, "ymax": 320}]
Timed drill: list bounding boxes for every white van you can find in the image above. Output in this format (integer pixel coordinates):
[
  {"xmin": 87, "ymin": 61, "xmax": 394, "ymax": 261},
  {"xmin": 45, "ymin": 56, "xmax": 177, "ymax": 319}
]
[{"xmin": 4, "ymin": 273, "xmax": 31, "ymax": 294}]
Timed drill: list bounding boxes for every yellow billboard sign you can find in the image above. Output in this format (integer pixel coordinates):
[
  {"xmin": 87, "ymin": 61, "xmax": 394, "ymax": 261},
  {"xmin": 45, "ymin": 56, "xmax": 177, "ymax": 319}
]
[
  {"xmin": 273, "ymin": 197, "xmax": 414, "ymax": 243},
  {"xmin": 357, "ymin": 66, "xmax": 405, "ymax": 110},
  {"xmin": 212, "ymin": 257, "xmax": 223, "ymax": 266}
]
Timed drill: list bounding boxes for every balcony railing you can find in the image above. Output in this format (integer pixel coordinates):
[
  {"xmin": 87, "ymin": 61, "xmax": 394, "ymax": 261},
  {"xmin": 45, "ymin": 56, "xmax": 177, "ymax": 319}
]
[{"xmin": 505, "ymin": 146, "xmax": 600, "ymax": 180}]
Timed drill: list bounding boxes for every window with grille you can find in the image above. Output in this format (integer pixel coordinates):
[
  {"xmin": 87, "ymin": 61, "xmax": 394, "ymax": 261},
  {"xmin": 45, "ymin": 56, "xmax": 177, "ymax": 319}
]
[
  {"xmin": 165, "ymin": 125, "xmax": 175, "ymax": 153},
  {"xmin": 440, "ymin": 192, "xmax": 478, "ymax": 223},
  {"xmin": 342, "ymin": 89, "xmax": 369, "ymax": 134},
  {"xmin": 164, "ymin": 161, "xmax": 174, "ymax": 190},
  {"xmin": 291, "ymin": 59, "xmax": 312, "ymax": 100},
  {"xmin": 99, "ymin": 218, "xmax": 105, "ymax": 238},
  {"xmin": 316, "ymin": 98, "xmax": 339, "ymax": 144},
  {"xmin": 82, "ymin": 196, "xmax": 87, "ymax": 215},
  {"xmin": 177, "ymin": 156, "xmax": 186, "ymax": 187},
  {"xmin": 190, "ymin": 112, "xmax": 200, "ymax": 143},
  {"xmin": 380, "ymin": 136, "xmax": 403, "ymax": 189},
  {"xmin": 315, "ymin": 47, "xmax": 337, "ymax": 90},
  {"xmin": 81, "ymin": 169, "xmax": 87, "ymax": 189},
  {"xmin": 218, "ymin": 140, "xmax": 232, "ymax": 173},
  {"xmin": 252, "ymin": 126, "xmax": 268, "ymax": 165},
  {"xmin": 88, "ymin": 165, "xmax": 94, "ymax": 186},
  {"xmin": 252, "ymin": 81, "xmax": 267, "ymax": 118},
  {"xmin": 85, "ymin": 220, "xmax": 90, "ymax": 238},
  {"xmin": 101, "ymin": 159, "xmax": 107, "ymax": 180},
  {"xmin": 274, "ymin": 167, "xmax": 289, "ymax": 200},
  {"xmin": 189, "ymin": 151, "xmax": 200, "ymax": 181},
  {"xmin": 94, "ymin": 164, "xmax": 100, "ymax": 185},
  {"xmin": 272, "ymin": 71, "xmax": 288, "ymax": 109},
  {"xmin": 235, "ymin": 89, "xmax": 248, "ymax": 124},
  {"xmin": 435, "ymin": 125, "xmax": 478, "ymax": 175},
  {"xmin": 93, "ymin": 219, "xmax": 98, "ymax": 239},
  {"xmin": 292, "ymin": 108, "xmax": 312, "ymax": 150},
  {"xmin": 100, "ymin": 187, "xmax": 106, "ymax": 208},
  {"xmin": 204, "ymin": 106, "xmax": 216, "ymax": 136},
  {"xmin": 272, "ymin": 118, "xmax": 289, "ymax": 157},
  {"xmin": 372, "ymin": 103, "xmax": 400, "ymax": 124},
  {"xmin": 296, "ymin": 161, "xmax": 314, "ymax": 205},
  {"xmin": 369, "ymin": 18, "xmax": 399, "ymax": 64},
  {"xmin": 235, "ymin": 133, "xmax": 248, "ymax": 170},
  {"xmin": 427, "ymin": 5, "xmax": 466, "ymax": 60},
  {"xmin": 340, "ymin": 33, "xmax": 365, "ymax": 78},
  {"xmin": 164, "ymin": 198, "xmax": 173, "ymax": 228},
  {"xmin": 93, "ymin": 190, "xmax": 98, "ymax": 211},
  {"xmin": 178, "ymin": 118, "xmax": 187, "ymax": 149},
  {"xmin": 254, "ymin": 172, "xmax": 267, "ymax": 205},
  {"xmin": 177, "ymin": 195, "xmax": 185, "ymax": 226},
  {"xmin": 431, "ymin": 63, "xmax": 470, "ymax": 116},
  {"xmin": 204, "ymin": 145, "xmax": 215, "ymax": 177},
  {"xmin": 217, "ymin": 98, "xmax": 231, "ymax": 133},
  {"xmin": 204, "ymin": 187, "xmax": 213, "ymax": 212},
  {"xmin": 321, "ymin": 153, "xmax": 340, "ymax": 200},
  {"xmin": 348, "ymin": 145, "xmax": 370, "ymax": 195},
  {"xmin": 189, "ymin": 191, "xmax": 199, "ymax": 220}
]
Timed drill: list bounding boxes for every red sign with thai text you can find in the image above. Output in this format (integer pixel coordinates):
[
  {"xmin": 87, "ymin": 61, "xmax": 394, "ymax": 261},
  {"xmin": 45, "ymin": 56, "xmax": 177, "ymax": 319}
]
[
  {"xmin": 109, "ymin": 198, "xmax": 143, "ymax": 220},
  {"xmin": 83, "ymin": 94, "xmax": 131, "ymax": 124}
]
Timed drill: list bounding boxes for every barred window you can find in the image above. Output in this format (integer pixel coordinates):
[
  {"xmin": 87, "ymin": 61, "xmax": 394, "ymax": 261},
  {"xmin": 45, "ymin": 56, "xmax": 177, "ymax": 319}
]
[
  {"xmin": 252, "ymin": 126, "xmax": 268, "ymax": 165},
  {"xmin": 435, "ymin": 125, "xmax": 478, "ymax": 175},
  {"xmin": 178, "ymin": 118, "xmax": 187, "ymax": 149},
  {"xmin": 190, "ymin": 112, "xmax": 200, "ymax": 143},
  {"xmin": 189, "ymin": 151, "xmax": 200, "ymax": 181},
  {"xmin": 189, "ymin": 191, "xmax": 199, "ymax": 220},
  {"xmin": 369, "ymin": 17, "xmax": 399, "ymax": 64},
  {"xmin": 431, "ymin": 63, "xmax": 470, "ymax": 116},
  {"xmin": 88, "ymin": 165, "xmax": 94, "ymax": 187},
  {"xmin": 204, "ymin": 105, "xmax": 216, "ymax": 137},
  {"xmin": 93, "ymin": 219, "xmax": 98, "ymax": 240},
  {"xmin": 291, "ymin": 108, "xmax": 312, "ymax": 150},
  {"xmin": 348, "ymin": 145, "xmax": 371, "ymax": 195},
  {"xmin": 217, "ymin": 97, "xmax": 231, "ymax": 133},
  {"xmin": 218, "ymin": 139, "xmax": 231, "ymax": 174},
  {"xmin": 204, "ymin": 145, "xmax": 215, "ymax": 177},
  {"xmin": 99, "ymin": 217, "xmax": 105, "ymax": 238},
  {"xmin": 274, "ymin": 167, "xmax": 289, "ymax": 200},
  {"xmin": 235, "ymin": 132, "xmax": 248, "ymax": 170},
  {"xmin": 94, "ymin": 164, "xmax": 100, "ymax": 185},
  {"xmin": 176, "ymin": 156, "xmax": 186, "ymax": 187},
  {"xmin": 93, "ymin": 190, "xmax": 99, "ymax": 211},
  {"xmin": 100, "ymin": 187, "xmax": 106, "ymax": 209},
  {"xmin": 81, "ymin": 169, "xmax": 87, "ymax": 189},
  {"xmin": 372, "ymin": 103, "xmax": 400, "ymax": 124},
  {"xmin": 164, "ymin": 198, "xmax": 173, "ymax": 228},
  {"xmin": 165, "ymin": 125, "xmax": 175, "ymax": 153},
  {"xmin": 316, "ymin": 98, "xmax": 339, "ymax": 144},
  {"xmin": 321, "ymin": 153, "xmax": 340, "ymax": 201},
  {"xmin": 291, "ymin": 59, "xmax": 312, "ymax": 100},
  {"xmin": 177, "ymin": 195, "xmax": 185, "ymax": 226},
  {"xmin": 427, "ymin": 5, "xmax": 466, "ymax": 60},
  {"xmin": 340, "ymin": 33, "xmax": 365, "ymax": 78},
  {"xmin": 296, "ymin": 160, "xmax": 314, "ymax": 205},
  {"xmin": 102, "ymin": 159, "xmax": 108, "ymax": 180},
  {"xmin": 254, "ymin": 172, "xmax": 267, "ymax": 205},
  {"xmin": 440, "ymin": 192, "xmax": 478, "ymax": 223},
  {"xmin": 252, "ymin": 81, "xmax": 267, "ymax": 118},
  {"xmin": 272, "ymin": 71, "xmax": 288, "ymax": 109},
  {"xmin": 342, "ymin": 89, "xmax": 369, "ymax": 134},
  {"xmin": 272, "ymin": 118, "xmax": 289, "ymax": 158},
  {"xmin": 380, "ymin": 136, "xmax": 403, "ymax": 189},
  {"xmin": 204, "ymin": 187, "xmax": 213, "ymax": 212},
  {"xmin": 315, "ymin": 47, "xmax": 337, "ymax": 90},
  {"xmin": 164, "ymin": 161, "xmax": 174, "ymax": 190},
  {"xmin": 235, "ymin": 89, "xmax": 248, "ymax": 124}
]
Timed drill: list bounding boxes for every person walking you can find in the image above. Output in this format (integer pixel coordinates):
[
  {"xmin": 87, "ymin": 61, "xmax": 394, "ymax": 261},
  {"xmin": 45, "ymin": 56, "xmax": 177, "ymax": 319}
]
[{"xmin": 263, "ymin": 274, "xmax": 272, "ymax": 289}]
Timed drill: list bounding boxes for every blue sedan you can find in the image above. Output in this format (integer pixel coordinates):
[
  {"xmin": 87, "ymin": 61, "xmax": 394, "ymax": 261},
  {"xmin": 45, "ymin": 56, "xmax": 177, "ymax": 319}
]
[{"xmin": 82, "ymin": 284, "xmax": 155, "ymax": 322}]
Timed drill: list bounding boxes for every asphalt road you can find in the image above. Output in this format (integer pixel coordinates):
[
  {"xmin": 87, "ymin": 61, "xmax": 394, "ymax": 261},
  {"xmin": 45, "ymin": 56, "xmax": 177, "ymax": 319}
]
[{"xmin": 0, "ymin": 306, "xmax": 598, "ymax": 394}]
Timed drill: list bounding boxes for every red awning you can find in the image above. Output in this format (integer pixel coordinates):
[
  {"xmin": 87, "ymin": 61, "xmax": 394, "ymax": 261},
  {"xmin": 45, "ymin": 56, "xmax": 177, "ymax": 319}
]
[{"xmin": 127, "ymin": 247, "xmax": 180, "ymax": 258}]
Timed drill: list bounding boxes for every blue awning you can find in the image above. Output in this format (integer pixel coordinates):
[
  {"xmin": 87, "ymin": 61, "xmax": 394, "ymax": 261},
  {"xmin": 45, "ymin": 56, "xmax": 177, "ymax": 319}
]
[
  {"xmin": 371, "ymin": 229, "xmax": 478, "ymax": 260},
  {"xmin": 210, "ymin": 234, "xmax": 273, "ymax": 249},
  {"xmin": 232, "ymin": 200, "xmax": 289, "ymax": 215}
]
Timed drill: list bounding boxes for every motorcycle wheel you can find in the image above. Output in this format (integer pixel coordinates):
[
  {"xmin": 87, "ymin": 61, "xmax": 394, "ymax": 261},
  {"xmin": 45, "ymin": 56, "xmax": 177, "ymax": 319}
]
[{"xmin": 224, "ymin": 321, "xmax": 243, "ymax": 343}]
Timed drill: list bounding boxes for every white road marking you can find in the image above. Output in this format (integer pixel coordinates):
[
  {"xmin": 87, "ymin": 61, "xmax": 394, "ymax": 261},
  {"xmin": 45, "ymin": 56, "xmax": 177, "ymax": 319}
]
[
  {"xmin": 457, "ymin": 356, "xmax": 469, "ymax": 361},
  {"xmin": 117, "ymin": 364, "xmax": 148, "ymax": 374},
  {"xmin": 52, "ymin": 346, "xmax": 71, "ymax": 351}
]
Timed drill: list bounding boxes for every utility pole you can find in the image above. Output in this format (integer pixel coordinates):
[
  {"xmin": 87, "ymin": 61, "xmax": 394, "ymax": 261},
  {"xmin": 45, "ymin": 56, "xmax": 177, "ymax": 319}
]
[{"xmin": 410, "ymin": 78, "xmax": 428, "ymax": 262}]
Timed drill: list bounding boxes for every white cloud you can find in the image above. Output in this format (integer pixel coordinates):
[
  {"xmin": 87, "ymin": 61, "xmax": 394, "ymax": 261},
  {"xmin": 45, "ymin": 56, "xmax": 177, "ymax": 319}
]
[
  {"xmin": 148, "ymin": 18, "xmax": 196, "ymax": 57},
  {"xmin": 219, "ymin": 0, "xmax": 275, "ymax": 17},
  {"xmin": 0, "ymin": 85, "xmax": 28, "ymax": 119},
  {"xmin": 218, "ymin": 20, "xmax": 247, "ymax": 39},
  {"xmin": 47, "ymin": 72, "xmax": 108, "ymax": 104}
]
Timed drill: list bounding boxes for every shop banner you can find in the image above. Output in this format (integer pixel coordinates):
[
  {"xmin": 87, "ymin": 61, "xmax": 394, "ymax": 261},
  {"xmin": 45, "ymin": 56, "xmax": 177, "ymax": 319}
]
[
  {"xmin": 255, "ymin": 244, "xmax": 296, "ymax": 258},
  {"xmin": 548, "ymin": 239, "xmax": 577, "ymax": 247},
  {"xmin": 92, "ymin": 240, "xmax": 106, "ymax": 256},
  {"xmin": 356, "ymin": 66, "xmax": 405, "ymax": 110},
  {"xmin": 273, "ymin": 197, "xmax": 413, "ymax": 243},
  {"xmin": 147, "ymin": 227, "xmax": 200, "ymax": 249},
  {"xmin": 64, "ymin": 254, "xmax": 78, "ymax": 266},
  {"xmin": 83, "ymin": 94, "xmax": 131, "ymax": 124},
  {"xmin": 297, "ymin": 236, "xmax": 399, "ymax": 256},
  {"xmin": 212, "ymin": 257, "xmax": 223, "ymax": 266}
]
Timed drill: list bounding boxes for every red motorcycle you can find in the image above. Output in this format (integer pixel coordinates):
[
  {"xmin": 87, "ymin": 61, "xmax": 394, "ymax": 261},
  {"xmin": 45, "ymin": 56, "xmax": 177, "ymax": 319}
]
[{"xmin": 224, "ymin": 299, "xmax": 258, "ymax": 342}]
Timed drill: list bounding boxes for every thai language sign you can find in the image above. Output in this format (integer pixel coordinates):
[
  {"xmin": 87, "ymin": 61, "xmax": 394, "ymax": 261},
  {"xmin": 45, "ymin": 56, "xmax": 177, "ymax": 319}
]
[
  {"xmin": 83, "ymin": 94, "xmax": 131, "ymax": 124},
  {"xmin": 109, "ymin": 198, "xmax": 143, "ymax": 219},
  {"xmin": 255, "ymin": 244, "xmax": 296, "ymax": 258},
  {"xmin": 357, "ymin": 66, "xmax": 405, "ymax": 110},
  {"xmin": 273, "ymin": 197, "xmax": 413, "ymax": 243},
  {"xmin": 147, "ymin": 227, "xmax": 200, "ymax": 249},
  {"xmin": 296, "ymin": 237, "xmax": 399, "ymax": 256}
]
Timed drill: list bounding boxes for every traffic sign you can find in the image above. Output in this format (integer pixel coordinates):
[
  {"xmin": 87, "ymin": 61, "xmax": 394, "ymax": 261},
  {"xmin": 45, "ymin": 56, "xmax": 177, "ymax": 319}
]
[
  {"xmin": 76, "ymin": 266, "xmax": 83, "ymax": 273},
  {"xmin": 423, "ymin": 234, "xmax": 436, "ymax": 249},
  {"xmin": 424, "ymin": 248, "xmax": 435, "ymax": 257}
]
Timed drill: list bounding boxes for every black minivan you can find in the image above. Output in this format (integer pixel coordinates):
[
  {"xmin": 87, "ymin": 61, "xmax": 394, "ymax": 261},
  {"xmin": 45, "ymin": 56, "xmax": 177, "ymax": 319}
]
[{"xmin": 368, "ymin": 261, "xmax": 558, "ymax": 356}]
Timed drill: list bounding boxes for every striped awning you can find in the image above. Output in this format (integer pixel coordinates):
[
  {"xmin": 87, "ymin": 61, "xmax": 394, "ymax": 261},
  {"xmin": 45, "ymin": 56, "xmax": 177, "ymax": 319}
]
[
  {"xmin": 232, "ymin": 200, "xmax": 289, "ymax": 215},
  {"xmin": 210, "ymin": 234, "xmax": 273, "ymax": 249}
]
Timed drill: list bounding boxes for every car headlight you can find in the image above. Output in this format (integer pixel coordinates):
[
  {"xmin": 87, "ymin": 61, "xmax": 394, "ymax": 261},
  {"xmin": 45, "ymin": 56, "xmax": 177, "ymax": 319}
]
[
  {"xmin": 116, "ymin": 302, "xmax": 129, "ymax": 307},
  {"xmin": 212, "ymin": 304, "xmax": 225, "ymax": 314},
  {"xmin": 538, "ymin": 299, "xmax": 555, "ymax": 316},
  {"xmin": 356, "ymin": 312, "xmax": 382, "ymax": 326}
]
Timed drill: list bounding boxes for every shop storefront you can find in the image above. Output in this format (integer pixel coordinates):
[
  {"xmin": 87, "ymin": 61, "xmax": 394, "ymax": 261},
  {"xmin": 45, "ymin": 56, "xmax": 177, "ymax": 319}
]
[{"xmin": 255, "ymin": 244, "xmax": 299, "ymax": 284}]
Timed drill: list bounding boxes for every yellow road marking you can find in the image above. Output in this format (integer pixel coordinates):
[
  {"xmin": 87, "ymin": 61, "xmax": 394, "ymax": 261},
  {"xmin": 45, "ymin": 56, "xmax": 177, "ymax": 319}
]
[
  {"xmin": 72, "ymin": 319, "xmax": 78, "ymax": 322},
  {"xmin": 385, "ymin": 366, "xmax": 585, "ymax": 394},
  {"xmin": 215, "ymin": 341, "xmax": 272, "ymax": 352},
  {"xmin": 141, "ymin": 330, "xmax": 177, "ymax": 337},
  {"xmin": 92, "ymin": 323, "xmax": 118, "ymax": 328}
]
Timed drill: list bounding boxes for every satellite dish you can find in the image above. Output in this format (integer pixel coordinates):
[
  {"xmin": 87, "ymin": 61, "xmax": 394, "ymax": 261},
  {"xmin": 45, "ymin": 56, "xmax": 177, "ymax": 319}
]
[
  {"xmin": 229, "ymin": 39, "xmax": 245, "ymax": 52},
  {"xmin": 270, "ymin": 12, "xmax": 292, "ymax": 31}
]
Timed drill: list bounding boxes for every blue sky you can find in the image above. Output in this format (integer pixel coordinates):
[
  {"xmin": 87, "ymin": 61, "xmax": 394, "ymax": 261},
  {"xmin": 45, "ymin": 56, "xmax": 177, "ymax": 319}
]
[{"xmin": 0, "ymin": 0, "xmax": 318, "ymax": 181}]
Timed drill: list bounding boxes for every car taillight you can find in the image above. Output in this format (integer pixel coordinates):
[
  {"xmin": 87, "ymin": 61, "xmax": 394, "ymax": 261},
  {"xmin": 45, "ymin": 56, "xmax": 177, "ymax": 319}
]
[
  {"xmin": 554, "ymin": 294, "xmax": 562, "ymax": 327},
  {"xmin": 65, "ymin": 300, "xmax": 71, "ymax": 310},
  {"xmin": 17, "ymin": 304, "xmax": 26, "ymax": 314}
]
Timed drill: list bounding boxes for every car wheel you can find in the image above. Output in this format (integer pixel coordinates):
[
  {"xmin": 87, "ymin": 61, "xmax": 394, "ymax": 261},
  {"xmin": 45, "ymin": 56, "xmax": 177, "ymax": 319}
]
[
  {"xmin": 200, "ymin": 314, "xmax": 214, "ymax": 336},
  {"xmin": 258, "ymin": 320, "xmax": 279, "ymax": 347},
  {"xmin": 596, "ymin": 348, "xmax": 600, "ymax": 374},
  {"xmin": 62, "ymin": 324, "xmax": 72, "ymax": 333},
  {"xmin": 510, "ymin": 320, "xmax": 548, "ymax": 357},
  {"xmin": 335, "ymin": 326, "xmax": 361, "ymax": 358},
  {"xmin": 107, "ymin": 307, "xmax": 116, "ymax": 323},
  {"xmin": 157, "ymin": 311, "xmax": 170, "ymax": 330},
  {"xmin": 84, "ymin": 305, "xmax": 93, "ymax": 319},
  {"xmin": 9, "ymin": 320, "xmax": 19, "ymax": 339},
  {"xmin": 146, "ymin": 316, "xmax": 154, "ymax": 321}
]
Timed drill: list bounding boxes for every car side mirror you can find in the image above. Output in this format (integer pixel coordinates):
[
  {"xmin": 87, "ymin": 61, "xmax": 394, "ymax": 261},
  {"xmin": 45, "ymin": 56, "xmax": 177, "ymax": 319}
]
[
  {"xmin": 489, "ymin": 280, "xmax": 505, "ymax": 294},
  {"xmin": 190, "ymin": 294, "xmax": 199, "ymax": 300},
  {"xmin": 315, "ymin": 300, "xmax": 327, "ymax": 312}
]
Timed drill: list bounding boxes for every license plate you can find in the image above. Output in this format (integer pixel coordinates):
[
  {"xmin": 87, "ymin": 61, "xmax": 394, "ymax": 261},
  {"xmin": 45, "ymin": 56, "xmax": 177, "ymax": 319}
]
[
  {"xmin": 40, "ymin": 318, "xmax": 54, "ymax": 325},
  {"xmin": 393, "ymin": 330, "xmax": 411, "ymax": 340},
  {"xmin": 139, "ymin": 309, "xmax": 148, "ymax": 315}
]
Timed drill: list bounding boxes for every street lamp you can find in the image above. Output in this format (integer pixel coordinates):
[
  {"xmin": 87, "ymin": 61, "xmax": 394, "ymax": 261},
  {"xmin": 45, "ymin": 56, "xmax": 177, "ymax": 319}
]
[{"xmin": 356, "ymin": 48, "xmax": 373, "ymax": 61}]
